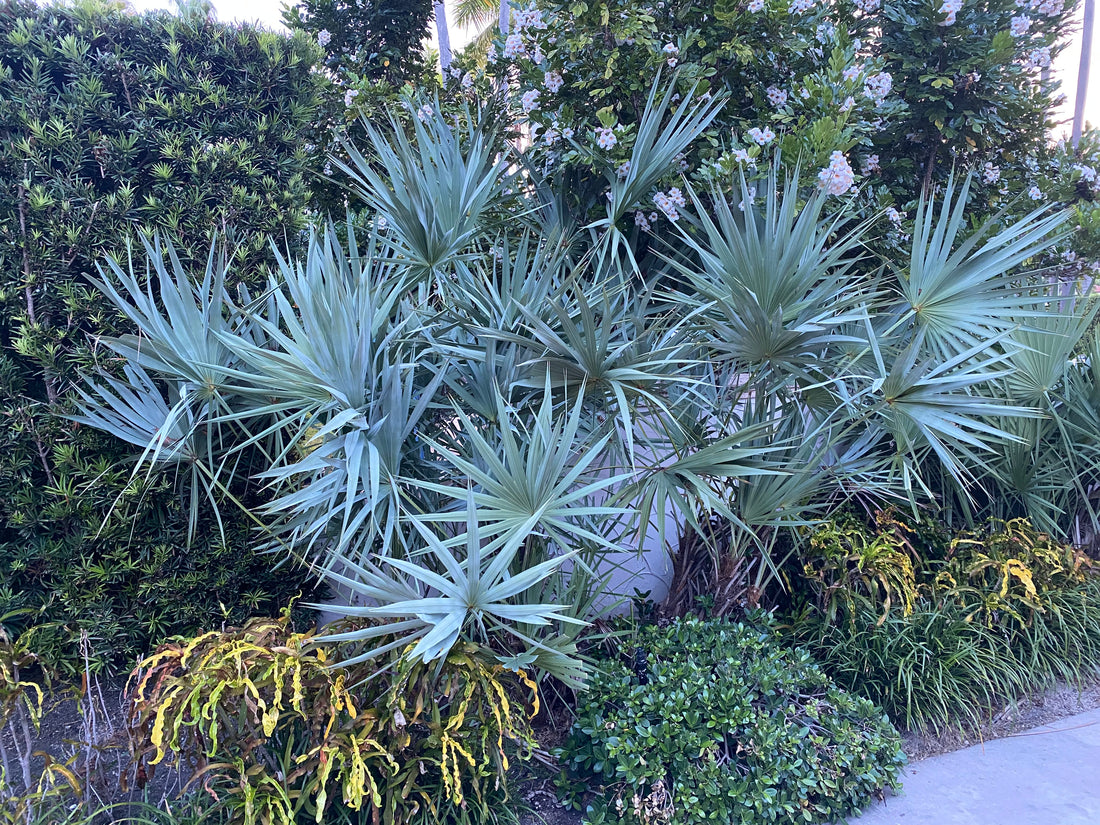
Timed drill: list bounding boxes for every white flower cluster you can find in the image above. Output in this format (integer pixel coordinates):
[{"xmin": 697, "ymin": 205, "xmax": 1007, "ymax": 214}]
[
  {"xmin": 862, "ymin": 154, "xmax": 880, "ymax": 174},
  {"xmin": 513, "ymin": 6, "xmax": 547, "ymax": 30},
  {"xmin": 1028, "ymin": 186, "xmax": 1044, "ymax": 200},
  {"xmin": 747, "ymin": 126, "xmax": 776, "ymax": 145},
  {"xmin": 939, "ymin": 0, "xmax": 962, "ymax": 25},
  {"xmin": 884, "ymin": 206, "xmax": 904, "ymax": 224},
  {"xmin": 595, "ymin": 126, "xmax": 618, "ymax": 150},
  {"xmin": 748, "ymin": 0, "xmax": 766, "ymax": 11},
  {"xmin": 663, "ymin": 42, "xmax": 679, "ymax": 68},
  {"xmin": 503, "ymin": 32, "xmax": 526, "ymax": 59},
  {"xmin": 842, "ymin": 64, "xmax": 863, "ymax": 82},
  {"xmin": 982, "ymin": 162, "xmax": 1000, "ymax": 184},
  {"xmin": 617, "ymin": 161, "xmax": 632, "ymax": 179},
  {"xmin": 502, "ymin": 6, "xmax": 547, "ymax": 61},
  {"xmin": 1025, "ymin": 47, "xmax": 1052, "ymax": 69},
  {"xmin": 854, "ymin": 0, "xmax": 880, "ymax": 11},
  {"xmin": 864, "ymin": 72, "xmax": 892, "ymax": 107},
  {"xmin": 634, "ymin": 210, "xmax": 660, "ymax": 231},
  {"xmin": 653, "ymin": 187, "xmax": 687, "ymax": 222},
  {"xmin": 816, "ymin": 22, "xmax": 836, "ymax": 43},
  {"xmin": 766, "ymin": 86, "xmax": 788, "ymax": 107},
  {"xmin": 544, "ymin": 69, "xmax": 564, "ymax": 93},
  {"xmin": 817, "ymin": 151, "xmax": 855, "ymax": 196},
  {"xmin": 1010, "ymin": 15, "xmax": 1031, "ymax": 36},
  {"xmin": 733, "ymin": 148, "xmax": 757, "ymax": 167},
  {"xmin": 1022, "ymin": 0, "xmax": 1063, "ymax": 16},
  {"xmin": 461, "ymin": 72, "xmax": 475, "ymax": 90},
  {"xmin": 789, "ymin": 0, "xmax": 814, "ymax": 14},
  {"xmin": 317, "ymin": 29, "xmax": 331, "ymax": 47},
  {"xmin": 738, "ymin": 186, "xmax": 757, "ymax": 212},
  {"xmin": 417, "ymin": 104, "xmax": 433, "ymax": 123},
  {"xmin": 840, "ymin": 96, "xmax": 855, "ymax": 112},
  {"xmin": 521, "ymin": 89, "xmax": 540, "ymax": 112},
  {"xmin": 344, "ymin": 88, "xmax": 359, "ymax": 107}
]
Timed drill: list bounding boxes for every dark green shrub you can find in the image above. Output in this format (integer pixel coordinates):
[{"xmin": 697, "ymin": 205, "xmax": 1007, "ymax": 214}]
[
  {"xmin": 559, "ymin": 618, "xmax": 904, "ymax": 825},
  {"xmin": 0, "ymin": 0, "xmax": 325, "ymax": 670}
]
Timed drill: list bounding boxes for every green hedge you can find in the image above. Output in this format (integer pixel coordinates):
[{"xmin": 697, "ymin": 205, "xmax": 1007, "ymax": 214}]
[
  {"xmin": 561, "ymin": 619, "xmax": 904, "ymax": 825},
  {"xmin": 0, "ymin": 0, "xmax": 325, "ymax": 670}
]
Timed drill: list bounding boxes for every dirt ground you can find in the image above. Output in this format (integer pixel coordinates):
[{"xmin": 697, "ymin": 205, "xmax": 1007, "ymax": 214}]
[{"xmin": 900, "ymin": 679, "xmax": 1100, "ymax": 761}]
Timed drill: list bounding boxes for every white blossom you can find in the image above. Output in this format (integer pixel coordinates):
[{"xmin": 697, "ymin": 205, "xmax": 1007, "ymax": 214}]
[
  {"xmin": 789, "ymin": 0, "xmax": 813, "ymax": 13},
  {"xmin": 1028, "ymin": 185, "xmax": 1044, "ymax": 200},
  {"xmin": 521, "ymin": 89, "xmax": 540, "ymax": 112},
  {"xmin": 317, "ymin": 29, "xmax": 331, "ymax": 47},
  {"xmin": 884, "ymin": 206, "xmax": 903, "ymax": 224},
  {"xmin": 982, "ymin": 162, "xmax": 1000, "ymax": 184},
  {"xmin": 766, "ymin": 86, "xmax": 788, "ymax": 107},
  {"xmin": 595, "ymin": 126, "xmax": 617, "ymax": 150},
  {"xmin": 816, "ymin": 22, "xmax": 836, "ymax": 42},
  {"xmin": 503, "ymin": 32, "xmax": 526, "ymax": 59},
  {"xmin": 651, "ymin": 187, "xmax": 686, "ymax": 221},
  {"xmin": 817, "ymin": 151, "xmax": 855, "ymax": 196},
  {"xmin": 748, "ymin": 0, "xmax": 766, "ymax": 10},
  {"xmin": 1025, "ymin": 47, "xmax": 1052, "ymax": 69},
  {"xmin": 747, "ymin": 126, "xmax": 776, "ymax": 145},
  {"xmin": 939, "ymin": 0, "xmax": 962, "ymax": 24},
  {"xmin": 1010, "ymin": 15, "xmax": 1031, "ymax": 36},
  {"xmin": 733, "ymin": 148, "xmax": 757, "ymax": 167},
  {"xmin": 544, "ymin": 69, "xmax": 564, "ymax": 93},
  {"xmin": 863, "ymin": 72, "xmax": 892, "ymax": 107},
  {"xmin": 344, "ymin": 88, "xmax": 359, "ymax": 107}
]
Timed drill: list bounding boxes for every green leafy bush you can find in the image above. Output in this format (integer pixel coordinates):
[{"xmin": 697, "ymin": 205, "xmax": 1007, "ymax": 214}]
[
  {"xmin": 559, "ymin": 618, "xmax": 904, "ymax": 825},
  {"xmin": 128, "ymin": 611, "xmax": 539, "ymax": 825},
  {"xmin": 0, "ymin": 0, "xmax": 325, "ymax": 669}
]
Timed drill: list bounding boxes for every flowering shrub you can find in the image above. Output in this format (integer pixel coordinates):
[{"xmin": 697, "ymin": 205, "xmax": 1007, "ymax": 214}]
[
  {"xmin": 871, "ymin": 0, "xmax": 1074, "ymax": 206},
  {"xmin": 445, "ymin": 0, "xmax": 1090, "ymax": 255},
  {"xmin": 470, "ymin": 0, "xmax": 901, "ymax": 219}
]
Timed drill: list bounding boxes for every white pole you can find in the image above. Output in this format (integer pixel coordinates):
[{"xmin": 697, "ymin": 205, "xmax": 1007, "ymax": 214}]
[
  {"xmin": 435, "ymin": 0, "xmax": 452, "ymax": 74},
  {"xmin": 1073, "ymin": 0, "xmax": 1094, "ymax": 147}
]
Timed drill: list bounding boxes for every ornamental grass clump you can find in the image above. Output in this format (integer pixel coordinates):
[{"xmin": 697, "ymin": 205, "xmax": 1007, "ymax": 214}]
[
  {"xmin": 793, "ymin": 516, "xmax": 1100, "ymax": 731},
  {"xmin": 560, "ymin": 619, "xmax": 904, "ymax": 825}
]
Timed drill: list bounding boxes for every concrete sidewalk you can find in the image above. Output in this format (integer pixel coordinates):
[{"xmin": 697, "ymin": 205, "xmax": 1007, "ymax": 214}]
[{"xmin": 850, "ymin": 707, "xmax": 1100, "ymax": 825}]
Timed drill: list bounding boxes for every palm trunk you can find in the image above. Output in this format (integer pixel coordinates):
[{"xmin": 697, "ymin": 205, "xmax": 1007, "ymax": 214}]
[
  {"xmin": 1073, "ymin": 0, "xmax": 1094, "ymax": 147},
  {"xmin": 435, "ymin": 0, "xmax": 452, "ymax": 74},
  {"xmin": 499, "ymin": 0, "xmax": 509, "ymax": 32}
]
